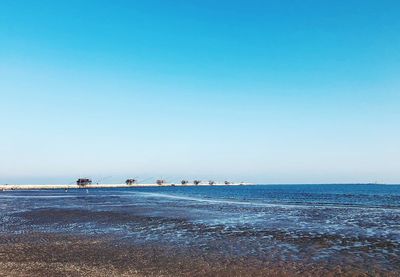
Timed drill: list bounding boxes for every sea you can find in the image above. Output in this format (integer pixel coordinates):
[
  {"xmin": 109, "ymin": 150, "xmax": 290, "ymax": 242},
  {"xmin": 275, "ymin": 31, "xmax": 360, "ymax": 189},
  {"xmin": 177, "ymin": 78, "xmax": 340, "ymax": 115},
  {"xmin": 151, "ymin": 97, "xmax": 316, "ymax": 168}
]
[{"xmin": 1, "ymin": 184, "xmax": 400, "ymax": 273}]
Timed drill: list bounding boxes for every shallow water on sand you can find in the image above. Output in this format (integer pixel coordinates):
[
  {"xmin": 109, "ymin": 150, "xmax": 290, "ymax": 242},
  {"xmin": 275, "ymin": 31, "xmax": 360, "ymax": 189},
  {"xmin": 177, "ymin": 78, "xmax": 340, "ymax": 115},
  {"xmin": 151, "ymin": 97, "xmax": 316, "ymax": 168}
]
[{"xmin": 1, "ymin": 184, "xmax": 400, "ymax": 274}]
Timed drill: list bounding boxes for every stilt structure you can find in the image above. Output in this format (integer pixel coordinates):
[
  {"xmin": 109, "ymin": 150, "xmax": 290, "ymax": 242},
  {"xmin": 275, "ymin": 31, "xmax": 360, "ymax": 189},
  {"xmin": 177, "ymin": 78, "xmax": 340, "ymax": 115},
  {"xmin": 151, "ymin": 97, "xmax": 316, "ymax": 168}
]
[
  {"xmin": 77, "ymin": 178, "xmax": 92, "ymax": 187},
  {"xmin": 125, "ymin": 179, "xmax": 137, "ymax": 185}
]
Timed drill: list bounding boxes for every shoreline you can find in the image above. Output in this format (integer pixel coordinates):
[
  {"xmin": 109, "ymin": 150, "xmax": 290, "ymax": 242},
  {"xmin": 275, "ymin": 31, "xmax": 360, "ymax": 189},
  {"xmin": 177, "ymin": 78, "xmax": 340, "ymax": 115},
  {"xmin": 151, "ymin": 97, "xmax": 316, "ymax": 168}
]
[{"xmin": 0, "ymin": 182, "xmax": 251, "ymax": 191}]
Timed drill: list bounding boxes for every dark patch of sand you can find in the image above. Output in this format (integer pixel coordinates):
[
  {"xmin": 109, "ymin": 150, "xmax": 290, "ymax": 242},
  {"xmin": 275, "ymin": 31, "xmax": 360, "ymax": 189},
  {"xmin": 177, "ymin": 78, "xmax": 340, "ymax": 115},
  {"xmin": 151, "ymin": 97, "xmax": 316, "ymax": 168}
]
[{"xmin": 0, "ymin": 233, "xmax": 397, "ymax": 277}]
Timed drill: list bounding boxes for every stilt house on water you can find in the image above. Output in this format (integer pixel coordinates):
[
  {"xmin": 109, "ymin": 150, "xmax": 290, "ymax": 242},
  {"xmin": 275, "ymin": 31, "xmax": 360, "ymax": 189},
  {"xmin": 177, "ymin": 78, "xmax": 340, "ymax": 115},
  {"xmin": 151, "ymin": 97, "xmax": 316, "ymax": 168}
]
[
  {"xmin": 125, "ymin": 179, "xmax": 136, "ymax": 185},
  {"xmin": 77, "ymin": 178, "xmax": 92, "ymax": 186}
]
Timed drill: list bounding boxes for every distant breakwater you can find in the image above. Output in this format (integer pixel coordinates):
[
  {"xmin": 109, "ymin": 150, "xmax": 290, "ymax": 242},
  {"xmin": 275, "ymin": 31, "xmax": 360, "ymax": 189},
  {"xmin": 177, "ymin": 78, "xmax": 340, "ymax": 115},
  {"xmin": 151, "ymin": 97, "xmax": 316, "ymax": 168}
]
[{"xmin": 0, "ymin": 183, "xmax": 250, "ymax": 191}]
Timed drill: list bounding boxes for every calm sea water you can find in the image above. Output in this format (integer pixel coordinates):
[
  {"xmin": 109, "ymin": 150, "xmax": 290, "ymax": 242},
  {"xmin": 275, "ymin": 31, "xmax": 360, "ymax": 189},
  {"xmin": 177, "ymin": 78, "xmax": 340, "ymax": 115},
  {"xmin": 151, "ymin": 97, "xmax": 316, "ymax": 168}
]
[{"xmin": 1, "ymin": 184, "xmax": 400, "ymax": 271}]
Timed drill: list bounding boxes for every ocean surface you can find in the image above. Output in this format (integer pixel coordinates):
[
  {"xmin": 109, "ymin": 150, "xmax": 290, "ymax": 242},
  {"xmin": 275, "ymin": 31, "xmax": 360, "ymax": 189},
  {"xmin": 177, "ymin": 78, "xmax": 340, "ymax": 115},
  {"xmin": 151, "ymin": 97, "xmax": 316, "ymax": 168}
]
[{"xmin": 1, "ymin": 184, "xmax": 400, "ymax": 274}]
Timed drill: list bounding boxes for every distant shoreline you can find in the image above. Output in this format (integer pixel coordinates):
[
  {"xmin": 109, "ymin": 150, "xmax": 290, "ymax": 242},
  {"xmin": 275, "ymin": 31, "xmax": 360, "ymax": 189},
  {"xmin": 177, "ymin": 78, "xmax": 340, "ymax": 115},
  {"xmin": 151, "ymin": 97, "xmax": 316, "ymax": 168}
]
[
  {"xmin": 1, "ymin": 183, "xmax": 399, "ymax": 191},
  {"xmin": 0, "ymin": 183, "xmax": 251, "ymax": 191}
]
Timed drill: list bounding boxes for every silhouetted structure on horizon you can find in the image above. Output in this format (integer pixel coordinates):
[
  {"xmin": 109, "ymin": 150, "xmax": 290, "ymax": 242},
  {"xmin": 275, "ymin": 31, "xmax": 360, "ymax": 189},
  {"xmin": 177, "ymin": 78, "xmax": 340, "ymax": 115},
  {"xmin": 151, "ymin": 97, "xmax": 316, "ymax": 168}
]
[
  {"xmin": 125, "ymin": 179, "xmax": 136, "ymax": 185},
  {"xmin": 77, "ymin": 178, "xmax": 92, "ymax": 186}
]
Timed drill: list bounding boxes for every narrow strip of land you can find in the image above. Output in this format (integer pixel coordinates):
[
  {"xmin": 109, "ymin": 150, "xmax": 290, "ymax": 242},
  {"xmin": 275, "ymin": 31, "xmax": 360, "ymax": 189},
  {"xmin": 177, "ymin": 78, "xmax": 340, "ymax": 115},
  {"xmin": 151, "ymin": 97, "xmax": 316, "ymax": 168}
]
[{"xmin": 0, "ymin": 183, "xmax": 250, "ymax": 191}]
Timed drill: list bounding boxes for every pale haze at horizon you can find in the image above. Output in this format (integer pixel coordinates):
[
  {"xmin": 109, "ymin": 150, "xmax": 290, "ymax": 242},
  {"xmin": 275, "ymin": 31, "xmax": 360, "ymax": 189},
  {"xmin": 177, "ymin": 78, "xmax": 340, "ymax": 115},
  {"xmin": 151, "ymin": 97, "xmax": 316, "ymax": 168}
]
[{"xmin": 0, "ymin": 1, "xmax": 399, "ymax": 184}]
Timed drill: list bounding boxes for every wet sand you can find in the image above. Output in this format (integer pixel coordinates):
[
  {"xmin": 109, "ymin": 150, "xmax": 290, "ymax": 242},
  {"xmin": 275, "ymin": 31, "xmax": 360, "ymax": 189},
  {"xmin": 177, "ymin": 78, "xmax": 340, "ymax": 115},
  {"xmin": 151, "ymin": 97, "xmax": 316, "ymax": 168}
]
[
  {"xmin": 1, "ymin": 186, "xmax": 399, "ymax": 276},
  {"xmin": 1, "ymin": 232, "xmax": 394, "ymax": 277},
  {"xmin": 0, "ymin": 208, "xmax": 398, "ymax": 276}
]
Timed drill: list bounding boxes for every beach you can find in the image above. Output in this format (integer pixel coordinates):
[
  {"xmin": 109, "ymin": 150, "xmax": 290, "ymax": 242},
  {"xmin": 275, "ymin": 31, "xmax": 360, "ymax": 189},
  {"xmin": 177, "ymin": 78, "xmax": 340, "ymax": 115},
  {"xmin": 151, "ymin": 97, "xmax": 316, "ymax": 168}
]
[
  {"xmin": 1, "ymin": 185, "xmax": 399, "ymax": 276},
  {"xmin": 2, "ymin": 0, "xmax": 398, "ymax": 275},
  {"xmin": 2, "ymin": 232, "xmax": 391, "ymax": 277}
]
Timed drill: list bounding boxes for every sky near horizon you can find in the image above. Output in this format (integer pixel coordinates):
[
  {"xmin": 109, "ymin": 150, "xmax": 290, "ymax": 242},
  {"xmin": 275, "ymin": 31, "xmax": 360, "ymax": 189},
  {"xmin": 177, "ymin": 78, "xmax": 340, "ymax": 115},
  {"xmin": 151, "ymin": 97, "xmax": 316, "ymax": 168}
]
[{"xmin": 0, "ymin": 0, "xmax": 399, "ymax": 184}]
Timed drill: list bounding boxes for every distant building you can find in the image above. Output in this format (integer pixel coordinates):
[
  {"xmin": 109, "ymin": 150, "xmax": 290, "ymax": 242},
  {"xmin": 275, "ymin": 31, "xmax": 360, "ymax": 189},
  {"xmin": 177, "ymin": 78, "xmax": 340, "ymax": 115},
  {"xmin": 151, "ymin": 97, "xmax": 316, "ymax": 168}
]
[{"xmin": 156, "ymin": 179, "xmax": 165, "ymax": 185}]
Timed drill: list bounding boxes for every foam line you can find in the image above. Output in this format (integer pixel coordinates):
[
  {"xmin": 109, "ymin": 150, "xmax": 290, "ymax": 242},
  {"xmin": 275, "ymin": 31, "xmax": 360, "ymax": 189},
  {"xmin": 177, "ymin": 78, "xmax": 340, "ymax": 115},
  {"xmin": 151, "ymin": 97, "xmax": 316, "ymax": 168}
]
[{"xmin": 130, "ymin": 191, "xmax": 400, "ymax": 211}]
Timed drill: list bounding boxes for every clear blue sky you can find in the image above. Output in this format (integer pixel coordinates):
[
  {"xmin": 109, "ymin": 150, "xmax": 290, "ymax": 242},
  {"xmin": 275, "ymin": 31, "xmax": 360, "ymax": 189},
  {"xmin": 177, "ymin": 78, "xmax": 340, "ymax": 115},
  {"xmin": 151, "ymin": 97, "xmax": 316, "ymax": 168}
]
[{"xmin": 1, "ymin": 0, "xmax": 399, "ymax": 184}]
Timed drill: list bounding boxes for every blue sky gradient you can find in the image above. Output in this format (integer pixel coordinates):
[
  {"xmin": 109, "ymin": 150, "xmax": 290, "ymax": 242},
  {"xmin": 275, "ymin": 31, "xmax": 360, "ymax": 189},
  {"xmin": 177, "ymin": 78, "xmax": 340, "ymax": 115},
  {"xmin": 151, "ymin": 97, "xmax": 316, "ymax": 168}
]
[{"xmin": 1, "ymin": 0, "xmax": 399, "ymax": 183}]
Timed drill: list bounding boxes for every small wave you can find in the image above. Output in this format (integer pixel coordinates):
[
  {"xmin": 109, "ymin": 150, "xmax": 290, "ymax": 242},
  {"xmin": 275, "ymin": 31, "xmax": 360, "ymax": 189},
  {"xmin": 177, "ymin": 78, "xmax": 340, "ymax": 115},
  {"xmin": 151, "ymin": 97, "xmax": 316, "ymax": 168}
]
[{"xmin": 130, "ymin": 192, "xmax": 400, "ymax": 211}]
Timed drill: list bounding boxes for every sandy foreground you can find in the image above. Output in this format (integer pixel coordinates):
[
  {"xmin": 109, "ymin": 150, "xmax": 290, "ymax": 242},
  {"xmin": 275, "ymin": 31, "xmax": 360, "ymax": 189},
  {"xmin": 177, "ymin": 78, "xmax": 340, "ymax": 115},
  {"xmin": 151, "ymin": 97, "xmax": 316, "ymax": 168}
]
[{"xmin": 0, "ymin": 232, "xmax": 390, "ymax": 277}]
